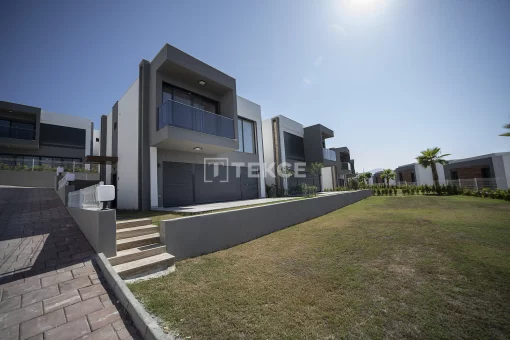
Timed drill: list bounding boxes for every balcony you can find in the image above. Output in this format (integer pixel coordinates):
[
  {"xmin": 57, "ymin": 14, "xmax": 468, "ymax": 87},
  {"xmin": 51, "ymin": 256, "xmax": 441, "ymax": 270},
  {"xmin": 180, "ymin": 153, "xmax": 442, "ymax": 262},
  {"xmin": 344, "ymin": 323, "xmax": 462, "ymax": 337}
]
[
  {"xmin": 341, "ymin": 162, "xmax": 351, "ymax": 171},
  {"xmin": 323, "ymin": 148, "xmax": 337, "ymax": 161},
  {"xmin": 158, "ymin": 99, "xmax": 235, "ymax": 139}
]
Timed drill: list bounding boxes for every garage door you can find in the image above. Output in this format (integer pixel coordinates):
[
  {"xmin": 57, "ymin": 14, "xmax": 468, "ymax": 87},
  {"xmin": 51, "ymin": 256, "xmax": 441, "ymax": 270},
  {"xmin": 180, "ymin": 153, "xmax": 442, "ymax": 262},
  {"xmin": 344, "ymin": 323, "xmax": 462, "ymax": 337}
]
[
  {"xmin": 162, "ymin": 162, "xmax": 259, "ymax": 207},
  {"xmin": 162, "ymin": 162, "xmax": 194, "ymax": 207}
]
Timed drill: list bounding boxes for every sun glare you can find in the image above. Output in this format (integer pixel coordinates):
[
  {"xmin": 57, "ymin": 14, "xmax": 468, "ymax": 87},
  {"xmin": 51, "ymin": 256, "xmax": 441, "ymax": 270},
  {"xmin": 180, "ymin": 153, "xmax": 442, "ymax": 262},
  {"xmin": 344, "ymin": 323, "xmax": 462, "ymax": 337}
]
[{"xmin": 344, "ymin": 0, "xmax": 384, "ymax": 13}]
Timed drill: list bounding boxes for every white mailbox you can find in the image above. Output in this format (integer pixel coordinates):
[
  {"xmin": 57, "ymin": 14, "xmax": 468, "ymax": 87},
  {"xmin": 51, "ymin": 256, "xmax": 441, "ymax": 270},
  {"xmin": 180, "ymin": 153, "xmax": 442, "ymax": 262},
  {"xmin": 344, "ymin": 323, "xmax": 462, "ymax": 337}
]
[
  {"xmin": 64, "ymin": 173, "xmax": 75, "ymax": 182},
  {"xmin": 96, "ymin": 185, "xmax": 115, "ymax": 203}
]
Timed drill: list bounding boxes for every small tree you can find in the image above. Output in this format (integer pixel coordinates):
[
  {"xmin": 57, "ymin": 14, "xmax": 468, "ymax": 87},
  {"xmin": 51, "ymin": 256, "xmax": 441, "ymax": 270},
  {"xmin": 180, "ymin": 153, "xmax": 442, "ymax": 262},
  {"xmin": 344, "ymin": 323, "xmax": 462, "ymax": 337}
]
[
  {"xmin": 358, "ymin": 172, "xmax": 372, "ymax": 186},
  {"xmin": 416, "ymin": 147, "xmax": 450, "ymax": 186},
  {"xmin": 380, "ymin": 169, "xmax": 395, "ymax": 187},
  {"xmin": 308, "ymin": 162, "xmax": 324, "ymax": 191}
]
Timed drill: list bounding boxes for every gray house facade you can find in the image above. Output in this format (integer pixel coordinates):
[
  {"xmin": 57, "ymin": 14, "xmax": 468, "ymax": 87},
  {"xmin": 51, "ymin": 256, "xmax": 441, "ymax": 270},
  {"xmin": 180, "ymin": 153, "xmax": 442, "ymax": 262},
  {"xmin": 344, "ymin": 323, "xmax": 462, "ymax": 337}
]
[{"xmin": 101, "ymin": 44, "xmax": 266, "ymax": 210}]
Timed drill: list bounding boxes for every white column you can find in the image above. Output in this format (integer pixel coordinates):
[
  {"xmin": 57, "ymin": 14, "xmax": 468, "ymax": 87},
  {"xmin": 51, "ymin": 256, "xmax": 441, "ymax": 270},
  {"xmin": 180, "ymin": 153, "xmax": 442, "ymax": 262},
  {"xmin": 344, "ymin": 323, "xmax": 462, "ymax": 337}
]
[{"xmin": 150, "ymin": 147, "xmax": 158, "ymax": 207}]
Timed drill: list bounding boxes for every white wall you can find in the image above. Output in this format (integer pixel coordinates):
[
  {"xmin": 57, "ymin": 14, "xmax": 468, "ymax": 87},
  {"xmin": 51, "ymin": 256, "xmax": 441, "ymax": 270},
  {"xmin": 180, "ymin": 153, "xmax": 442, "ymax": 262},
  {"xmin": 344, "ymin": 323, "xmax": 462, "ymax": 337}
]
[
  {"xmin": 116, "ymin": 79, "xmax": 140, "ymax": 209},
  {"xmin": 41, "ymin": 111, "xmax": 93, "ymax": 157},
  {"xmin": 503, "ymin": 154, "xmax": 510, "ymax": 189},
  {"xmin": 105, "ymin": 112, "xmax": 113, "ymax": 185},
  {"xmin": 416, "ymin": 163, "xmax": 446, "ymax": 185},
  {"xmin": 262, "ymin": 119, "xmax": 275, "ymax": 187},
  {"xmin": 150, "ymin": 147, "xmax": 158, "ymax": 207},
  {"xmin": 237, "ymin": 96, "xmax": 266, "ymax": 198},
  {"xmin": 321, "ymin": 167, "xmax": 334, "ymax": 190},
  {"xmin": 92, "ymin": 130, "xmax": 100, "ymax": 156}
]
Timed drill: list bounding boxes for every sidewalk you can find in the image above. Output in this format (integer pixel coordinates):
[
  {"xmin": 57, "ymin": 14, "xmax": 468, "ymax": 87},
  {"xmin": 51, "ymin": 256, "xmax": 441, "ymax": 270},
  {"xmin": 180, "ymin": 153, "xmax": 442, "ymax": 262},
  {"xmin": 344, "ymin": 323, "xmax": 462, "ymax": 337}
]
[{"xmin": 0, "ymin": 187, "xmax": 140, "ymax": 340}]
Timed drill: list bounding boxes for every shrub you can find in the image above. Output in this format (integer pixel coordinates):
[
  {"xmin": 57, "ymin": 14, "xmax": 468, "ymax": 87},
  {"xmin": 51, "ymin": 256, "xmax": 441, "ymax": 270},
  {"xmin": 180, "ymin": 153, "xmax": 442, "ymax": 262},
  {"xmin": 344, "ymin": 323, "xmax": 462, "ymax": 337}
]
[{"xmin": 393, "ymin": 188, "xmax": 397, "ymax": 196}]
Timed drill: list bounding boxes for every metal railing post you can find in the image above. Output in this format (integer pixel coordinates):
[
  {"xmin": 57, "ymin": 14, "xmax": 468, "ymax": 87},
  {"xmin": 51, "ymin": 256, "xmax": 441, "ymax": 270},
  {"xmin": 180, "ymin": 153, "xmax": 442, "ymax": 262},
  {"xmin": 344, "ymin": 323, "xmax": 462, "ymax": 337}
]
[
  {"xmin": 73, "ymin": 161, "xmax": 75, "ymax": 172},
  {"xmin": 32, "ymin": 159, "xmax": 34, "ymax": 171},
  {"xmin": 474, "ymin": 178, "xmax": 478, "ymax": 191}
]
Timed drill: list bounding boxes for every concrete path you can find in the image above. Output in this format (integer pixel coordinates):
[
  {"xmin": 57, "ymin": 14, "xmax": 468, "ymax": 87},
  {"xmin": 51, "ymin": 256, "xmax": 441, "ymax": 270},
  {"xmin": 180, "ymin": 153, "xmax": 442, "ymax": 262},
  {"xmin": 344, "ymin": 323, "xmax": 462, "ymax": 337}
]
[
  {"xmin": 153, "ymin": 196, "xmax": 299, "ymax": 213},
  {"xmin": 0, "ymin": 187, "xmax": 140, "ymax": 340}
]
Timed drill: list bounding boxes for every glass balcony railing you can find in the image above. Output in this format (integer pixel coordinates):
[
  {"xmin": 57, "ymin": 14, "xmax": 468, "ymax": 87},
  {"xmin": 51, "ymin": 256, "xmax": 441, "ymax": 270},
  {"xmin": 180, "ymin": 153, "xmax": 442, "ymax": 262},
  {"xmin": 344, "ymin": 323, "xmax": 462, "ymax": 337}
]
[
  {"xmin": 0, "ymin": 126, "xmax": 36, "ymax": 141},
  {"xmin": 341, "ymin": 162, "xmax": 351, "ymax": 171},
  {"xmin": 157, "ymin": 99, "xmax": 235, "ymax": 139},
  {"xmin": 323, "ymin": 148, "xmax": 337, "ymax": 161}
]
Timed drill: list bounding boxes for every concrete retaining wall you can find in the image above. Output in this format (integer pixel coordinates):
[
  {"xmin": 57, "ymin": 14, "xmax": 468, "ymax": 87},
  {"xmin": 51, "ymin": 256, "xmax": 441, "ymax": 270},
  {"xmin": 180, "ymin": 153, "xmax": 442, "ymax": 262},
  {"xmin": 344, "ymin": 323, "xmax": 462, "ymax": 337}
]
[
  {"xmin": 0, "ymin": 170, "xmax": 56, "ymax": 187},
  {"xmin": 67, "ymin": 207, "xmax": 117, "ymax": 258},
  {"xmin": 57, "ymin": 184, "xmax": 75, "ymax": 206},
  {"xmin": 0, "ymin": 170, "xmax": 99, "ymax": 188},
  {"xmin": 160, "ymin": 190, "xmax": 371, "ymax": 260}
]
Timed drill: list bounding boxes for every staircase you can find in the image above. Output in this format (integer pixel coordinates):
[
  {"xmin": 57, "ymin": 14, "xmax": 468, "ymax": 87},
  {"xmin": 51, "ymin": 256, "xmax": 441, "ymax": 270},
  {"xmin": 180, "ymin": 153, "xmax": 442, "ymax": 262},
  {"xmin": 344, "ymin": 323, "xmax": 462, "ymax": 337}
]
[{"xmin": 108, "ymin": 218, "xmax": 175, "ymax": 279}]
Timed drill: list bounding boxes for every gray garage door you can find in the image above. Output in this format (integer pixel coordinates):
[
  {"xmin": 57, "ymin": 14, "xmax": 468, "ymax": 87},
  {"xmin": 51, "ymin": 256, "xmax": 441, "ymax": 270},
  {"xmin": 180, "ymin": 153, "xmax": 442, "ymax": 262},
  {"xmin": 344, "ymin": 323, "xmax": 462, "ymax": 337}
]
[{"xmin": 162, "ymin": 162, "xmax": 259, "ymax": 207}]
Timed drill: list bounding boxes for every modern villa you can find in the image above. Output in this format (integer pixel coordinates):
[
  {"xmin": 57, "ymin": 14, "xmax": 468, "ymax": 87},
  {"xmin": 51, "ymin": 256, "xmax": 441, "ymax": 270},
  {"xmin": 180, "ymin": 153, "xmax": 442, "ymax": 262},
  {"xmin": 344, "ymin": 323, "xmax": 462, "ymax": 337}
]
[
  {"xmin": 0, "ymin": 100, "xmax": 98, "ymax": 169},
  {"xmin": 99, "ymin": 44, "xmax": 266, "ymax": 210},
  {"xmin": 261, "ymin": 115, "xmax": 355, "ymax": 192}
]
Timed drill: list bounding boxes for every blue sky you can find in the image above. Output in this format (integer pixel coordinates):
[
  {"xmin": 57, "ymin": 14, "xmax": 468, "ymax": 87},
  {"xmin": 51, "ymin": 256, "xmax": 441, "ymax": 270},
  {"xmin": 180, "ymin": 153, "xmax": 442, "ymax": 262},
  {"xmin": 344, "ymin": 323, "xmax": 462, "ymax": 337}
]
[{"xmin": 1, "ymin": 0, "xmax": 509, "ymax": 171}]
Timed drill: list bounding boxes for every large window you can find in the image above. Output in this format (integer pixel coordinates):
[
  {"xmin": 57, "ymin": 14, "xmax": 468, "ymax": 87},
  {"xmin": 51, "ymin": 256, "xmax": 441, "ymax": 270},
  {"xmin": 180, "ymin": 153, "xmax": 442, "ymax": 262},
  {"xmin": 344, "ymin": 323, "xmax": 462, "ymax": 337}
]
[
  {"xmin": 39, "ymin": 124, "xmax": 85, "ymax": 149},
  {"xmin": 0, "ymin": 119, "xmax": 35, "ymax": 140},
  {"xmin": 237, "ymin": 118, "xmax": 256, "ymax": 154},
  {"xmin": 283, "ymin": 132, "xmax": 305, "ymax": 161},
  {"xmin": 162, "ymin": 84, "xmax": 219, "ymax": 115}
]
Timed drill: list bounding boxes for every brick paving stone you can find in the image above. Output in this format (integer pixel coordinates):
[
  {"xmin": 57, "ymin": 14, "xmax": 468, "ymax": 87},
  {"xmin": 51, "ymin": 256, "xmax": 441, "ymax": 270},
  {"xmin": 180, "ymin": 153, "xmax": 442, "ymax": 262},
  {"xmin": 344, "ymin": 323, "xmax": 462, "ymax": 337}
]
[
  {"xmin": 20, "ymin": 309, "xmax": 66, "ymax": 340},
  {"xmin": 0, "ymin": 324, "xmax": 19, "ymax": 340},
  {"xmin": 116, "ymin": 325, "xmax": 140, "ymax": 340},
  {"xmin": 21, "ymin": 285, "xmax": 60, "ymax": 307},
  {"xmin": 79, "ymin": 284, "xmax": 107, "ymax": 300},
  {"xmin": 0, "ymin": 295, "xmax": 21, "ymax": 313},
  {"xmin": 43, "ymin": 290, "xmax": 81, "ymax": 314},
  {"xmin": 56, "ymin": 262, "xmax": 84, "ymax": 274},
  {"xmin": 0, "ymin": 301, "xmax": 43, "ymax": 330},
  {"xmin": 44, "ymin": 316, "xmax": 90, "ymax": 340},
  {"xmin": 64, "ymin": 297, "xmax": 103, "ymax": 321},
  {"xmin": 2, "ymin": 279, "xmax": 41, "ymax": 299},
  {"xmin": 41, "ymin": 271, "xmax": 73, "ymax": 287},
  {"xmin": 58, "ymin": 276, "xmax": 92, "ymax": 294},
  {"xmin": 77, "ymin": 324, "xmax": 118, "ymax": 340},
  {"xmin": 86, "ymin": 304, "xmax": 122, "ymax": 331},
  {"xmin": 0, "ymin": 188, "xmax": 140, "ymax": 340},
  {"xmin": 72, "ymin": 265, "xmax": 96, "ymax": 279}
]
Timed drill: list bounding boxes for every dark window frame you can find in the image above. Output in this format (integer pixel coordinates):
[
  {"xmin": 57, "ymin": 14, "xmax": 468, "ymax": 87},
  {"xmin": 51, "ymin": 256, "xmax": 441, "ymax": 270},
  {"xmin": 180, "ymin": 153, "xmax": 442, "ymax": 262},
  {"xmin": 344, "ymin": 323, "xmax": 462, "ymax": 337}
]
[
  {"xmin": 0, "ymin": 118, "xmax": 36, "ymax": 140},
  {"xmin": 236, "ymin": 117, "xmax": 257, "ymax": 154},
  {"xmin": 162, "ymin": 83, "xmax": 221, "ymax": 116}
]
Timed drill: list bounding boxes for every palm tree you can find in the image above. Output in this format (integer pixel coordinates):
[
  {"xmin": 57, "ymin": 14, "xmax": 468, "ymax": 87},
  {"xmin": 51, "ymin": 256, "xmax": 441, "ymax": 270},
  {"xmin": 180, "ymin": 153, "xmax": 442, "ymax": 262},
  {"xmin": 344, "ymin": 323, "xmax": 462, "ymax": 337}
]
[
  {"xmin": 380, "ymin": 169, "xmax": 395, "ymax": 187},
  {"xmin": 308, "ymin": 162, "xmax": 324, "ymax": 191},
  {"xmin": 500, "ymin": 123, "xmax": 510, "ymax": 137},
  {"xmin": 416, "ymin": 147, "xmax": 451, "ymax": 186},
  {"xmin": 358, "ymin": 172, "xmax": 372, "ymax": 186}
]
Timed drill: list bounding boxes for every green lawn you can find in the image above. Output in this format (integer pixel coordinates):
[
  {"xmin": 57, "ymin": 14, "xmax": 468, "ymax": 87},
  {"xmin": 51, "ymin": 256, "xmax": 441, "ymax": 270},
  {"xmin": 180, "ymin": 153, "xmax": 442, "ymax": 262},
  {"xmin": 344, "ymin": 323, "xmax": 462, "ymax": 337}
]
[{"xmin": 128, "ymin": 196, "xmax": 510, "ymax": 339}]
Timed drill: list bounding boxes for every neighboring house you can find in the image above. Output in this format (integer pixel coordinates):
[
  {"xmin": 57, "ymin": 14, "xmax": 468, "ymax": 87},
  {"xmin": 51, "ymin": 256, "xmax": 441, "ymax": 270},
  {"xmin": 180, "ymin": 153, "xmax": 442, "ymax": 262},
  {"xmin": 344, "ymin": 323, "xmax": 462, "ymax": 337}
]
[
  {"xmin": 395, "ymin": 162, "xmax": 445, "ymax": 186},
  {"xmin": 369, "ymin": 170, "xmax": 396, "ymax": 186},
  {"xmin": 262, "ymin": 115, "xmax": 339, "ymax": 191},
  {"xmin": 100, "ymin": 44, "xmax": 266, "ymax": 210},
  {"xmin": 0, "ymin": 100, "xmax": 96, "ymax": 169},
  {"xmin": 331, "ymin": 147, "xmax": 356, "ymax": 186},
  {"xmin": 443, "ymin": 152, "xmax": 510, "ymax": 189}
]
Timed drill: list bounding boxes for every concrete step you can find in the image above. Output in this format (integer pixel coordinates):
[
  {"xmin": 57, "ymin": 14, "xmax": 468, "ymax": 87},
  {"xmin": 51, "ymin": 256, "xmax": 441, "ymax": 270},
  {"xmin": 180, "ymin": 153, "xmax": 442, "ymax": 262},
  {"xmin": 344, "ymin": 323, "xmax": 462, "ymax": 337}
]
[
  {"xmin": 116, "ymin": 218, "xmax": 153, "ymax": 229},
  {"xmin": 117, "ymin": 233, "xmax": 161, "ymax": 251},
  {"xmin": 108, "ymin": 244, "xmax": 166, "ymax": 266},
  {"xmin": 116, "ymin": 225, "xmax": 159, "ymax": 240},
  {"xmin": 113, "ymin": 252, "xmax": 175, "ymax": 279}
]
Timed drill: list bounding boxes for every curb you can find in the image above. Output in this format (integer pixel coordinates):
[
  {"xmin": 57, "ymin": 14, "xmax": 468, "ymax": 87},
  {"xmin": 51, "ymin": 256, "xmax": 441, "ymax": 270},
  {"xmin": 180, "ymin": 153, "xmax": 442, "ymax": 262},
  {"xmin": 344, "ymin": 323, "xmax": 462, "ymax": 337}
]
[{"xmin": 96, "ymin": 253, "xmax": 173, "ymax": 340}]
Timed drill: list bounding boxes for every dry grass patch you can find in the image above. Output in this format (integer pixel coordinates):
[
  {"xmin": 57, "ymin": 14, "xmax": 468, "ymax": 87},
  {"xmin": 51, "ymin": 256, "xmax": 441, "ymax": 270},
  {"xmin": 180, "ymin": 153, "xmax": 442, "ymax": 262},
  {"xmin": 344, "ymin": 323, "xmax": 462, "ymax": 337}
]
[{"xmin": 128, "ymin": 196, "xmax": 510, "ymax": 339}]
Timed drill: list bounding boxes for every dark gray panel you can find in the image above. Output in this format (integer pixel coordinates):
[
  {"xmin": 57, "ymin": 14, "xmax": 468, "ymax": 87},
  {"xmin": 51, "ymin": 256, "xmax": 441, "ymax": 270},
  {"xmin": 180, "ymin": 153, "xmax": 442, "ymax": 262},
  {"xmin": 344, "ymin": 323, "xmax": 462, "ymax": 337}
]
[
  {"xmin": 39, "ymin": 124, "xmax": 85, "ymax": 149},
  {"xmin": 241, "ymin": 167, "xmax": 259, "ymax": 200},
  {"xmin": 139, "ymin": 60, "xmax": 151, "ymax": 211},
  {"xmin": 194, "ymin": 164, "xmax": 242, "ymax": 204},
  {"xmin": 162, "ymin": 162, "xmax": 194, "ymax": 207}
]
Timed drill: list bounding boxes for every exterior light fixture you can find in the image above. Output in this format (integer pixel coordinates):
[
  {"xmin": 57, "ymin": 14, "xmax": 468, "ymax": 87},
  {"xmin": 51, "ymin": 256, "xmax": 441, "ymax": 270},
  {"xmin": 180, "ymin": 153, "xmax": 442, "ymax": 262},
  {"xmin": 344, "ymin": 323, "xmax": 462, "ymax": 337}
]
[
  {"xmin": 193, "ymin": 147, "xmax": 202, "ymax": 151},
  {"xmin": 198, "ymin": 80, "xmax": 206, "ymax": 86}
]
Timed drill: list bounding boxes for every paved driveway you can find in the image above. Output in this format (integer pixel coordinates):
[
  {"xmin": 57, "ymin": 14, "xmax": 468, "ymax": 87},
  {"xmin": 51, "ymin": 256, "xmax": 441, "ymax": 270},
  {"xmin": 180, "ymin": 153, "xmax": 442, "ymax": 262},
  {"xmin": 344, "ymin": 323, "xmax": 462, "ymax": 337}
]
[{"xmin": 0, "ymin": 187, "xmax": 139, "ymax": 340}]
